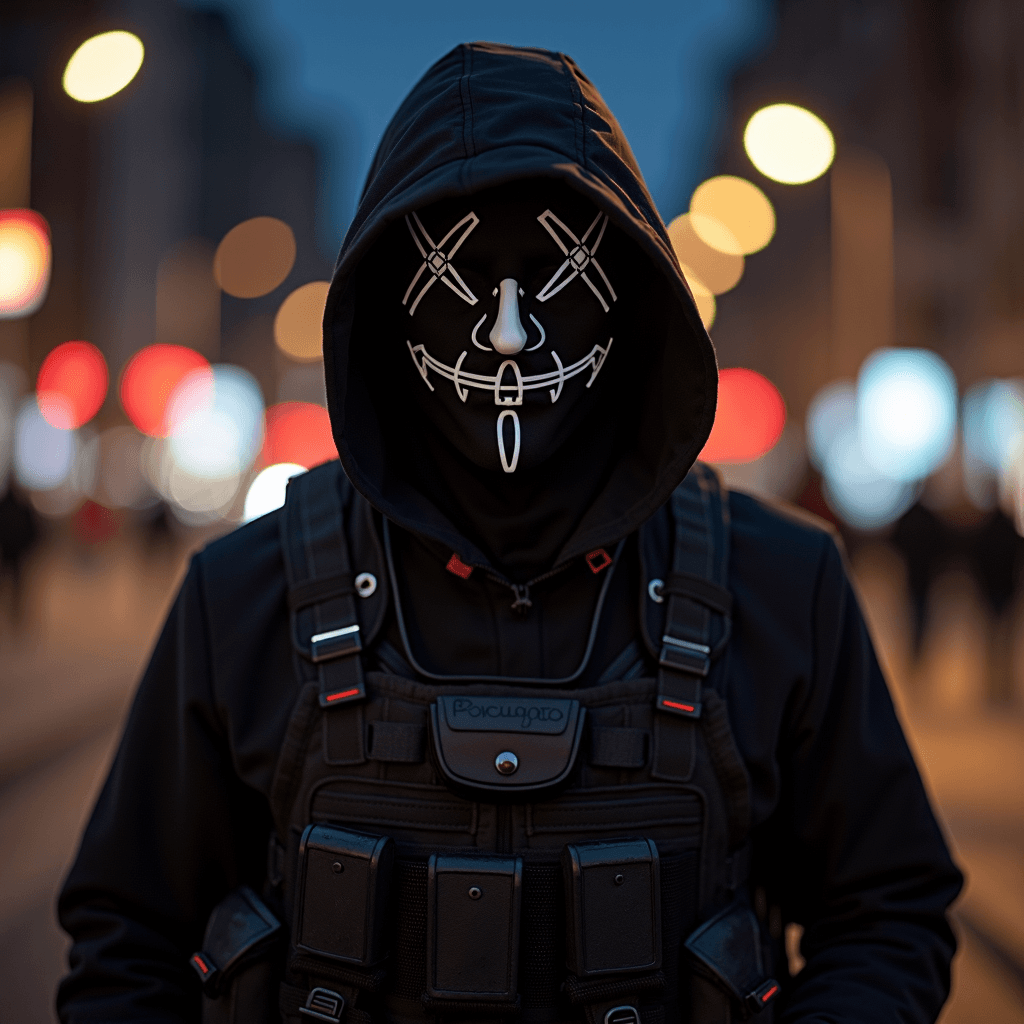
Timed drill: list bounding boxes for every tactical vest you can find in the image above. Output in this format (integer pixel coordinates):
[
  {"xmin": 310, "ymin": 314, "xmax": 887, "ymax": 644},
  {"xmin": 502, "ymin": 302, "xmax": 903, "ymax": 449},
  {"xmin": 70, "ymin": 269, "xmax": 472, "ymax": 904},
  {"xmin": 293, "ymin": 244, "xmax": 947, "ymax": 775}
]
[{"xmin": 191, "ymin": 463, "xmax": 779, "ymax": 1024}]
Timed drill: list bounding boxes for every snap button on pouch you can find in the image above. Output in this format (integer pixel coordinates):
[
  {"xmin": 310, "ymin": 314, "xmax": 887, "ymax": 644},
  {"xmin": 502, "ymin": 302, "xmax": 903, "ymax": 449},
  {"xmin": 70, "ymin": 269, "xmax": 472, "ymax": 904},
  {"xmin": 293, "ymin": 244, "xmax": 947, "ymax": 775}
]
[{"xmin": 494, "ymin": 751, "xmax": 519, "ymax": 775}]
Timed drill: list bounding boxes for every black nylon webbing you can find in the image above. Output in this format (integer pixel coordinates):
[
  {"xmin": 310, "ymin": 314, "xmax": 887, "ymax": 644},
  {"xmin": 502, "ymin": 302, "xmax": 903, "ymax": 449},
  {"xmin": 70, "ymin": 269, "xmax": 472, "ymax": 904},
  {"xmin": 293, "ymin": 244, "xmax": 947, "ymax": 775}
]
[{"xmin": 281, "ymin": 468, "xmax": 366, "ymax": 764}]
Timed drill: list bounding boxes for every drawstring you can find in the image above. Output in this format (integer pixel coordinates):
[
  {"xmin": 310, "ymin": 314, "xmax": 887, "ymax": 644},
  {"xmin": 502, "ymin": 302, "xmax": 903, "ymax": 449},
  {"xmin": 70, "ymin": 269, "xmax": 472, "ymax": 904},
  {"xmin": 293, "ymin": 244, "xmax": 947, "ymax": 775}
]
[{"xmin": 510, "ymin": 584, "xmax": 533, "ymax": 614}]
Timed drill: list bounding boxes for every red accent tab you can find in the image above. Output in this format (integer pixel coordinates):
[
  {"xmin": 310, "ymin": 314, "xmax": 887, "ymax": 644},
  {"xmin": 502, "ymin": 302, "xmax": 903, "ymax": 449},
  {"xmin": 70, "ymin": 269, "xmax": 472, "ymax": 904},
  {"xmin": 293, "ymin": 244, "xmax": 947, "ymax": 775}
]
[
  {"xmin": 446, "ymin": 552, "xmax": 474, "ymax": 579},
  {"xmin": 661, "ymin": 699, "xmax": 696, "ymax": 713},
  {"xmin": 585, "ymin": 548, "xmax": 613, "ymax": 574},
  {"xmin": 192, "ymin": 954, "xmax": 210, "ymax": 975},
  {"xmin": 761, "ymin": 985, "xmax": 779, "ymax": 1003},
  {"xmin": 325, "ymin": 688, "xmax": 361, "ymax": 703}
]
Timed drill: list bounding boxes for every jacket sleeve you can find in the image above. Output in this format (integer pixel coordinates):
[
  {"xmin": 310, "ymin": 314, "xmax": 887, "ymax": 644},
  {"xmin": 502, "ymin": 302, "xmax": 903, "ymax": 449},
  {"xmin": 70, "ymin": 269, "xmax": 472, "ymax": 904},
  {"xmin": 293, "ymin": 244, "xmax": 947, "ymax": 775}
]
[
  {"xmin": 57, "ymin": 555, "xmax": 272, "ymax": 1024},
  {"xmin": 765, "ymin": 536, "xmax": 962, "ymax": 1023}
]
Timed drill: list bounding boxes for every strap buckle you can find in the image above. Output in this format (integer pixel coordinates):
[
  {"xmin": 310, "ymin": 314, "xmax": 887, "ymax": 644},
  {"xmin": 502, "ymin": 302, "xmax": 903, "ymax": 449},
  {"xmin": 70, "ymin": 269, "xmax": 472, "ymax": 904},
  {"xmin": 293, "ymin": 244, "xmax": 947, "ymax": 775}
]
[
  {"xmin": 744, "ymin": 978, "xmax": 779, "ymax": 1014},
  {"xmin": 658, "ymin": 634, "xmax": 711, "ymax": 678},
  {"xmin": 311, "ymin": 624, "xmax": 362, "ymax": 663},
  {"xmin": 300, "ymin": 987, "xmax": 345, "ymax": 1023}
]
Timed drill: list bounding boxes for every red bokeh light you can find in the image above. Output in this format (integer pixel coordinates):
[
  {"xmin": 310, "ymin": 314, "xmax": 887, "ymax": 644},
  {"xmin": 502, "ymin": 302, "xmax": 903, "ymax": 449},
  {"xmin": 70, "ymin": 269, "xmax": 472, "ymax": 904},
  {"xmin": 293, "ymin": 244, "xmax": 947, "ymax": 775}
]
[
  {"xmin": 261, "ymin": 402, "xmax": 337, "ymax": 469},
  {"xmin": 119, "ymin": 344, "xmax": 211, "ymax": 437},
  {"xmin": 36, "ymin": 340, "xmax": 108, "ymax": 429},
  {"xmin": 699, "ymin": 367, "xmax": 786, "ymax": 464}
]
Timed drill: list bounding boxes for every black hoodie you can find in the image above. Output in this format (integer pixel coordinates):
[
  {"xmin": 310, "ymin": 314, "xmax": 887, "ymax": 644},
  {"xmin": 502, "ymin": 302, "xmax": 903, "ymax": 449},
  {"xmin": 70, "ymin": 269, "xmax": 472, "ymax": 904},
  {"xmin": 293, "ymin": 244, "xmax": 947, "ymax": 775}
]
[{"xmin": 58, "ymin": 43, "xmax": 960, "ymax": 1023}]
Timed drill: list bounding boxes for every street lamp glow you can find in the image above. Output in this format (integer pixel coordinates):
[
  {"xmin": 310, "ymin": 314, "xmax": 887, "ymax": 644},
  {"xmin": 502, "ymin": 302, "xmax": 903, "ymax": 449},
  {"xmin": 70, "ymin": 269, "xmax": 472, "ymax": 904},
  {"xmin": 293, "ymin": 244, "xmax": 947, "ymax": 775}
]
[
  {"xmin": 63, "ymin": 31, "xmax": 144, "ymax": 103},
  {"xmin": 743, "ymin": 104, "xmax": 835, "ymax": 185}
]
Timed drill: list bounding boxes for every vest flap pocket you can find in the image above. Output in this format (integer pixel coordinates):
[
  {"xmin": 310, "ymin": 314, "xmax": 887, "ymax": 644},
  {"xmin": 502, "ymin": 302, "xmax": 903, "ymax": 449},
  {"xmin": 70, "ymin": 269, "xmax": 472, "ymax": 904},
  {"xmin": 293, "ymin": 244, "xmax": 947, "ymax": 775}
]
[
  {"xmin": 191, "ymin": 886, "xmax": 281, "ymax": 996},
  {"xmin": 429, "ymin": 697, "xmax": 585, "ymax": 797},
  {"xmin": 683, "ymin": 898, "xmax": 778, "ymax": 1013},
  {"xmin": 426, "ymin": 854, "xmax": 523, "ymax": 1005}
]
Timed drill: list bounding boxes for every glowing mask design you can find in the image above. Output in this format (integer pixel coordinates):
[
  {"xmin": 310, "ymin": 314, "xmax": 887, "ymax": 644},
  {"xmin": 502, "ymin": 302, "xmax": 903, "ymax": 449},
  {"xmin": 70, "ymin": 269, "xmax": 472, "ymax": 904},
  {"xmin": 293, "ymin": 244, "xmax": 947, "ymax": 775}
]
[{"xmin": 400, "ymin": 188, "xmax": 617, "ymax": 474}]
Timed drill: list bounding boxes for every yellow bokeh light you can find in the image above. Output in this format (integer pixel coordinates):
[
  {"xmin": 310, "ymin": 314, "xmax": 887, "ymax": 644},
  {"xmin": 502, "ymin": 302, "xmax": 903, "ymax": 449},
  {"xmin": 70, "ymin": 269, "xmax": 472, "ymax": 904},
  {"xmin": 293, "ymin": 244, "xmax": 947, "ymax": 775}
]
[
  {"xmin": 63, "ymin": 31, "xmax": 145, "ymax": 103},
  {"xmin": 274, "ymin": 281, "xmax": 330, "ymax": 361},
  {"xmin": 214, "ymin": 217, "xmax": 296, "ymax": 298},
  {"xmin": 743, "ymin": 103, "xmax": 835, "ymax": 185},
  {"xmin": 667, "ymin": 214, "xmax": 744, "ymax": 295},
  {"xmin": 0, "ymin": 210, "xmax": 51, "ymax": 318},
  {"xmin": 679, "ymin": 265, "xmax": 716, "ymax": 330},
  {"xmin": 690, "ymin": 175, "xmax": 776, "ymax": 256}
]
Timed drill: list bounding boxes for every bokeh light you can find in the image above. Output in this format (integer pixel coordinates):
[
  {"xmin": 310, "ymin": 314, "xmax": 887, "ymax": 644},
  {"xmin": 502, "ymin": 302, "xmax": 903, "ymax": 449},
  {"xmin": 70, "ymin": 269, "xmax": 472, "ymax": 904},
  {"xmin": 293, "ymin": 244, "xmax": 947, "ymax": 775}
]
[
  {"xmin": 680, "ymin": 268, "xmax": 716, "ymax": 330},
  {"xmin": 36, "ymin": 341, "xmax": 108, "ymax": 429},
  {"xmin": 214, "ymin": 217, "xmax": 296, "ymax": 298},
  {"xmin": 689, "ymin": 176, "xmax": 776, "ymax": 256},
  {"xmin": 822, "ymin": 428, "xmax": 916, "ymax": 530},
  {"xmin": 857, "ymin": 348, "xmax": 957, "ymax": 481},
  {"xmin": 14, "ymin": 396, "xmax": 76, "ymax": 490},
  {"xmin": 62, "ymin": 31, "xmax": 145, "ymax": 103},
  {"xmin": 743, "ymin": 103, "xmax": 835, "ymax": 185},
  {"xmin": 274, "ymin": 281, "xmax": 330, "ymax": 360},
  {"xmin": 806, "ymin": 380, "xmax": 856, "ymax": 473},
  {"xmin": 262, "ymin": 401, "xmax": 336, "ymax": 468},
  {"xmin": 961, "ymin": 379, "xmax": 1024, "ymax": 511},
  {"xmin": 166, "ymin": 364, "xmax": 264, "ymax": 480},
  {"xmin": 243, "ymin": 463, "xmax": 306, "ymax": 522},
  {"xmin": 119, "ymin": 344, "xmax": 211, "ymax": 437},
  {"xmin": 699, "ymin": 368, "xmax": 786, "ymax": 463},
  {"xmin": 0, "ymin": 209, "xmax": 51, "ymax": 318},
  {"xmin": 667, "ymin": 214, "xmax": 744, "ymax": 295}
]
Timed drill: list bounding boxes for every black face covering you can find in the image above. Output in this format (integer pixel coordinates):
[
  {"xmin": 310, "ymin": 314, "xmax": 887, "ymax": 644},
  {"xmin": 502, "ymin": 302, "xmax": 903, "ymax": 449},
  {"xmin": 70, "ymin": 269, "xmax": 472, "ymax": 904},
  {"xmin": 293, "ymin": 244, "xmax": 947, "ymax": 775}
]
[
  {"xmin": 363, "ymin": 180, "xmax": 644, "ymax": 581},
  {"xmin": 397, "ymin": 182, "xmax": 622, "ymax": 474}
]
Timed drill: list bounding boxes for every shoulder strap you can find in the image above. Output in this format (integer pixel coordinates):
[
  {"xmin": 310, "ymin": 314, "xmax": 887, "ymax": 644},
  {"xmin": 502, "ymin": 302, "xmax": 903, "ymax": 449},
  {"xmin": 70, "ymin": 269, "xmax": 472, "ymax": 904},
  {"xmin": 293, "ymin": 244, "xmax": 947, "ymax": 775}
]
[
  {"xmin": 279, "ymin": 463, "xmax": 388, "ymax": 767},
  {"xmin": 655, "ymin": 462, "xmax": 732, "ymax": 718}
]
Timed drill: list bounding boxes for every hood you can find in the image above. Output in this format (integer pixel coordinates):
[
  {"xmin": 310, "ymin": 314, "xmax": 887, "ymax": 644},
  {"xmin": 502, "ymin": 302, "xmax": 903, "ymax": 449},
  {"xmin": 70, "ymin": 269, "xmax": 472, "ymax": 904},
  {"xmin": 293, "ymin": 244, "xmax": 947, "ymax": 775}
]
[{"xmin": 323, "ymin": 42, "xmax": 717, "ymax": 572}]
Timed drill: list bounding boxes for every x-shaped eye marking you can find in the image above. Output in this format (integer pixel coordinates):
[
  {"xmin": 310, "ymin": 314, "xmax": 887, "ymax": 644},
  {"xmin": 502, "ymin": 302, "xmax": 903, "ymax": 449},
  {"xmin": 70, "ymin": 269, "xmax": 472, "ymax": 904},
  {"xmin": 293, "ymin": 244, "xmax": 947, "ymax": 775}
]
[
  {"xmin": 403, "ymin": 211, "xmax": 480, "ymax": 315},
  {"xmin": 535, "ymin": 210, "xmax": 617, "ymax": 312}
]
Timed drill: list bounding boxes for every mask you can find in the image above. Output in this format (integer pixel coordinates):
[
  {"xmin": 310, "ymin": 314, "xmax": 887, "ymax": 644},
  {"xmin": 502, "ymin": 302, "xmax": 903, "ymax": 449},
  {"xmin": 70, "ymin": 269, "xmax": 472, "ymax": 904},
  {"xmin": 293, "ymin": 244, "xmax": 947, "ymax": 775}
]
[{"xmin": 394, "ymin": 181, "xmax": 623, "ymax": 474}]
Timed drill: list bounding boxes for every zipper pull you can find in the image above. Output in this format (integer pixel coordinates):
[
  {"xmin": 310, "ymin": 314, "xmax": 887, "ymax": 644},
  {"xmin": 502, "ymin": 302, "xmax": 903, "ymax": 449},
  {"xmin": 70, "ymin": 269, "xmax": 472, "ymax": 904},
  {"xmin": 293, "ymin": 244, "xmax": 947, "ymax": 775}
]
[{"xmin": 510, "ymin": 583, "xmax": 532, "ymax": 615}]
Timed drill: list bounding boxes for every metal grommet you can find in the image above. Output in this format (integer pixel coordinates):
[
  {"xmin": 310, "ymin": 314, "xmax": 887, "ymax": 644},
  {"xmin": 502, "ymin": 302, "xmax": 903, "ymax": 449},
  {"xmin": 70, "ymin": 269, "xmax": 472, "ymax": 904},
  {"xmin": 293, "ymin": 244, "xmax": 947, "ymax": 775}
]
[
  {"xmin": 495, "ymin": 751, "xmax": 519, "ymax": 775},
  {"xmin": 468, "ymin": 886, "xmax": 482, "ymax": 900},
  {"xmin": 332, "ymin": 861, "xmax": 344, "ymax": 873},
  {"xmin": 354, "ymin": 572, "xmax": 377, "ymax": 598},
  {"xmin": 614, "ymin": 873, "xmax": 625, "ymax": 885},
  {"xmin": 647, "ymin": 578, "xmax": 664, "ymax": 604}
]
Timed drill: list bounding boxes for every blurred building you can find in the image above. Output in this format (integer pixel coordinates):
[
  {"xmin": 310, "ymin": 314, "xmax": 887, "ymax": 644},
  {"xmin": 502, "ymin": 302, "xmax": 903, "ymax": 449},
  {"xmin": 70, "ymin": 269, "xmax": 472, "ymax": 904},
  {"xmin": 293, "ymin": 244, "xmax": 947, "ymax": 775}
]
[
  {"xmin": 0, "ymin": 0, "xmax": 331, "ymax": 416},
  {"xmin": 712, "ymin": 0, "xmax": 1024, "ymax": 423}
]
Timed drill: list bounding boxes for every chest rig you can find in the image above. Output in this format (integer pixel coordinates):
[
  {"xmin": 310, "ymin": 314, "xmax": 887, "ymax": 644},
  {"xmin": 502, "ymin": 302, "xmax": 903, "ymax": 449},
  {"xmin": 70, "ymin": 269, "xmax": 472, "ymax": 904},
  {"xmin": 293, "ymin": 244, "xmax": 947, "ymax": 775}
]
[{"xmin": 192, "ymin": 463, "xmax": 778, "ymax": 1024}]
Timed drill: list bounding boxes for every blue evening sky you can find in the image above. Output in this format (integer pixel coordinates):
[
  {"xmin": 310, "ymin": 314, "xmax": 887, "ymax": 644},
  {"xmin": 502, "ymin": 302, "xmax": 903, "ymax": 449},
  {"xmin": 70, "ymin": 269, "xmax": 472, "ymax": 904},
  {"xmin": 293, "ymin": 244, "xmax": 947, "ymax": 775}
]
[{"xmin": 181, "ymin": 0, "xmax": 774, "ymax": 254}]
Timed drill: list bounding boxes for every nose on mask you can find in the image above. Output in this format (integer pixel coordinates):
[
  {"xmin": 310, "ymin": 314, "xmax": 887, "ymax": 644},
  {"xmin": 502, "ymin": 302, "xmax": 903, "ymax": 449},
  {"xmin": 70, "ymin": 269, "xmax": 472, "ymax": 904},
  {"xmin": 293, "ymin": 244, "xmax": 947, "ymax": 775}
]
[{"xmin": 489, "ymin": 279, "xmax": 528, "ymax": 355}]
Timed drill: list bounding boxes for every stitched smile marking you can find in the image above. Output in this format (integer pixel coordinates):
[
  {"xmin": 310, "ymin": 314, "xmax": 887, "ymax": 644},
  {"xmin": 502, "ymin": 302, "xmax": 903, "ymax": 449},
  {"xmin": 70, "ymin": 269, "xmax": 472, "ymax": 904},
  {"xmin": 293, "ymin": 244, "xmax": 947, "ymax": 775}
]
[{"xmin": 406, "ymin": 338, "xmax": 614, "ymax": 405}]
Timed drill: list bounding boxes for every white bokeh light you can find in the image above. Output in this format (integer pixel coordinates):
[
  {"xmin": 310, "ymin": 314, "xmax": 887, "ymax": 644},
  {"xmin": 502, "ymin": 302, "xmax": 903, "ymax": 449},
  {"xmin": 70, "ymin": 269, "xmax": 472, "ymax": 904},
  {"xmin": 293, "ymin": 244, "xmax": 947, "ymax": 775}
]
[
  {"xmin": 14, "ymin": 396, "xmax": 76, "ymax": 490},
  {"xmin": 857, "ymin": 349, "xmax": 957, "ymax": 482},
  {"xmin": 243, "ymin": 463, "xmax": 306, "ymax": 522}
]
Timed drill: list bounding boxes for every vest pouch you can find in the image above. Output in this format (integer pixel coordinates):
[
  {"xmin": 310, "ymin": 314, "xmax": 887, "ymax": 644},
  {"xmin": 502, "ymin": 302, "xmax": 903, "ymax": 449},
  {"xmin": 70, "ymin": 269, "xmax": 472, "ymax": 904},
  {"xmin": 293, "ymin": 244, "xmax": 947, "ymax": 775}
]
[
  {"xmin": 190, "ymin": 886, "xmax": 282, "ymax": 1024},
  {"xmin": 429, "ymin": 695, "xmax": 585, "ymax": 798},
  {"xmin": 563, "ymin": 838, "xmax": 662, "ymax": 978},
  {"xmin": 683, "ymin": 898, "xmax": 779, "ymax": 1018},
  {"xmin": 425, "ymin": 854, "xmax": 523, "ymax": 1012},
  {"xmin": 294, "ymin": 824, "xmax": 394, "ymax": 966}
]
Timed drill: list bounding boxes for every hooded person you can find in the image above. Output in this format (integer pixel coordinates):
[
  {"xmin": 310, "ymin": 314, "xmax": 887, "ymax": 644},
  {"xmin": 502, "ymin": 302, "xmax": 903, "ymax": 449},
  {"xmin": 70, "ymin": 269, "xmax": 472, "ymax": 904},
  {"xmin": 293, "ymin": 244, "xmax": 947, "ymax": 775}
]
[{"xmin": 57, "ymin": 43, "xmax": 961, "ymax": 1024}]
